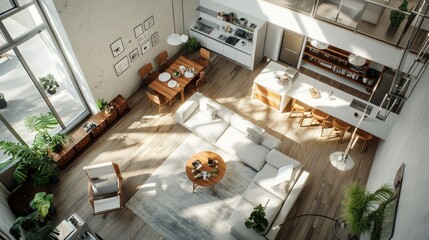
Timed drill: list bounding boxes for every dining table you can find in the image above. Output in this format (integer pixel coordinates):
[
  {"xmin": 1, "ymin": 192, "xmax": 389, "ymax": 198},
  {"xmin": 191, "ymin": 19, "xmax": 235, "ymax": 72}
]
[{"xmin": 149, "ymin": 56, "xmax": 204, "ymax": 103}]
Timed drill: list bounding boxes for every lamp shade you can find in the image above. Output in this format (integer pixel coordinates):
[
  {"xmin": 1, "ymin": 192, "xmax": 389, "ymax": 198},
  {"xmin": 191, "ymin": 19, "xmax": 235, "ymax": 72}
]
[
  {"xmin": 348, "ymin": 53, "xmax": 366, "ymax": 66},
  {"xmin": 167, "ymin": 33, "xmax": 183, "ymax": 46},
  {"xmin": 310, "ymin": 39, "xmax": 329, "ymax": 50},
  {"xmin": 180, "ymin": 34, "xmax": 189, "ymax": 43}
]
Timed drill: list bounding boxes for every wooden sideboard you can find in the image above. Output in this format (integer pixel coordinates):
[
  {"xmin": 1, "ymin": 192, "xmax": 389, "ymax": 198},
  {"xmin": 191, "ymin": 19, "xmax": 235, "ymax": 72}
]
[{"xmin": 52, "ymin": 95, "xmax": 129, "ymax": 169}]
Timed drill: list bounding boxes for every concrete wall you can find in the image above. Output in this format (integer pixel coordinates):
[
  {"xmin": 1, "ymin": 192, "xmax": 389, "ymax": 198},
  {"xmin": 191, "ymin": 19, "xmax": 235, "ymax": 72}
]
[
  {"xmin": 366, "ymin": 70, "xmax": 429, "ymax": 238},
  {"xmin": 51, "ymin": 0, "xmax": 194, "ymax": 102}
]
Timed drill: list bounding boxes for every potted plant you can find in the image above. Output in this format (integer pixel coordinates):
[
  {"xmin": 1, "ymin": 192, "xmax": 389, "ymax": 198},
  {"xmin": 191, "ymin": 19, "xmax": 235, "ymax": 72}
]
[
  {"xmin": 38, "ymin": 73, "xmax": 59, "ymax": 94},
  {"xmin": 342, "ymin": 183, "xmax": 395, "ymax": 239},
  {"xmin": 184, "ymin": 37, "xmax": 201, "ymax": 52},
  {"xmin": 97, "ymin": 98, "xmax": 113, "ymax": 115},
  {"xmin": 25, "ymin": 112, "xmax": 73, "ymax": 153},
  {"xmin": 390, "ymin": 0, "xmax": 408, "ymax": 27},
  {"xmin": 10, "ymin": 192, "xmax": 59, "ymax": 240},
  {"xmin": 244, "ymin": 200, "xmax": 269, "ymax": 233},
  {"xmin": 0, "ymin": 92, "xmax": 6, "ymax": 109}
]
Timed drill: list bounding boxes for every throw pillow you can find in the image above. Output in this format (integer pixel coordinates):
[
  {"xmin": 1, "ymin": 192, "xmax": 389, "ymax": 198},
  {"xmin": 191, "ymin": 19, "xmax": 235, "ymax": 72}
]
[
  {"xmin": 201, "ymin": 104, "xmax": 216, "ymax": 120},
  {"xmin": 246, "ymin": 127, "xmax": 263, "ymax": 144},
  {"xmin": 272, "ymin": 164, "xmax": 294, "ymax": 187}
]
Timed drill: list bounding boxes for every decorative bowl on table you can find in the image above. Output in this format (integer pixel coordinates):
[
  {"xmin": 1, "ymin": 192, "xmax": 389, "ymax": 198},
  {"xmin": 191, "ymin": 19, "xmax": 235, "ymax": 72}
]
[
  {"xmin": 172, "ymin": 69, "xmax": 181, "ymax": 78},
  {"xmin": 184, "ymin": 71, "xmax": 194, "ymax": 78}
]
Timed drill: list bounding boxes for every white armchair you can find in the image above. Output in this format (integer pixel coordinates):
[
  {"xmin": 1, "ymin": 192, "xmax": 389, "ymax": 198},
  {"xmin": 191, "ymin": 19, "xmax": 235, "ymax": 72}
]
[{"xmin": 83, "ymin": 162, "xmax": 124, "ymax": 215}]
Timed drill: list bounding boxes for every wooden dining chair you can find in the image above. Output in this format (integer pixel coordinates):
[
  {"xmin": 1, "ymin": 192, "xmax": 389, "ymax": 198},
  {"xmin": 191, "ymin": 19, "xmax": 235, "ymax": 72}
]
[
  {"xmin": 327, "ymin": 118, "xmax": 351, "ymax": 143},
  {"xmin": 288, "ymin": 98, "xmax": 312, "ymax": 127},
  {"xmin": 146, "ymin": 91, "xmax": 170, "ymax": 114},
  {"xmin": 155, "ymin": 51, "xmax": 169, "ymax": 72},
  {"xmin": 308, "ymin": 108, "xmax": 330, "ymax": 136},
  {"xmin": 186, "ymin": 71, "xmax": 206, "ymax": 94},
  {"xmin": 139, "ymin": 63, "xmax": 159, "ymax": 86},
  {"xmin": 195, "ymin": 48, "xmax": 212, "ymax": 73},
  {"xmin": 352, "ymin": 128, "xmax": 373, "ymax": 152}
]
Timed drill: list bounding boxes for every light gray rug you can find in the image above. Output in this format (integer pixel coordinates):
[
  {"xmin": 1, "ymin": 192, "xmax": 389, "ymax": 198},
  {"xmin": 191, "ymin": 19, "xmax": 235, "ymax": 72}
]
[{"xmin": 126, "ymin": 133, "xmax": 256, "ymax": 240}]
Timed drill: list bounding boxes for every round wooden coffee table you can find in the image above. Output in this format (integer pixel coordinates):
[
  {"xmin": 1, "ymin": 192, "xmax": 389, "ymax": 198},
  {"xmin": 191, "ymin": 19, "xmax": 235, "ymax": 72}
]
[{"xmin": 185, "ymin": 151, "xmax": 226, "ymax": 194}]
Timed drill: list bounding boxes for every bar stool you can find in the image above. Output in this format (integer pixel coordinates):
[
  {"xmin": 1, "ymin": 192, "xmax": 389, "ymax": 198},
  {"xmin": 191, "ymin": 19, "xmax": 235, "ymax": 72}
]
[
  {"xmin": 328, "ymin": 118, "xmax": 351, "ymax": 143},
  {"xmin": 308, "ymin": 108, "xmax": 330, "ymax": 137},
  {"xmin": 288, "ymin": 98, "xmax": 312, "ymax": 127},
  {"xmin": 353, "ymin": 129, "xmax": 373, "ymax": 152}
]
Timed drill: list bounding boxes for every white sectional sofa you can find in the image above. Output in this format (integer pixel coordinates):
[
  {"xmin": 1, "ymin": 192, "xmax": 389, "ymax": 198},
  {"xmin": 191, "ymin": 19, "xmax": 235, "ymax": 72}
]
[{"xmin": 176, "ymin": 92, "xmax": 310, "ymax": 240}]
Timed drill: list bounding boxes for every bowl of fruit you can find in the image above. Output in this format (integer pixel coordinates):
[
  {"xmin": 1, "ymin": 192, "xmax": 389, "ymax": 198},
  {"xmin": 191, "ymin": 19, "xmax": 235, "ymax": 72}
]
[{"xmin": 172, "ymin": 69, "xmax": 181, "ymax": 78}]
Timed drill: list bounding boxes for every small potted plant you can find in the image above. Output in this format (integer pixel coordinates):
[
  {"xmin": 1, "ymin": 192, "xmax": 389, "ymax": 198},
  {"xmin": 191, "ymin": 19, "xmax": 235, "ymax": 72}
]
[
  {"xmin": 245, "ymin": 200, "xmax": 269, "ymax": 233},
  {"xmin": 390, "ymin": 0, "xmax": 408, "ymax": 27},
  {"xmin": 97, "ymin": 98, "xmax": 113, "ymax": 115},
  {"xmin": 38, "ymin": 74, "xmax": 59, "ymax": 94},
  {"xmin": 30, "ymin": 192, "xmax": 55, "ymax": 219},
  {"xmin": 0, "ymin": 93, "xmax": 6, "ymax": 109},
  {"xmin": 184, "ymin": 37, "xmax": 201, "ymax": 52}
]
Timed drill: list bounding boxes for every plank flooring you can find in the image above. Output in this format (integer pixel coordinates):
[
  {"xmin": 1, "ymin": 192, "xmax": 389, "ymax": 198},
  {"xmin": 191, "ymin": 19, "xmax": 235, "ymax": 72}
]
[{"xmin": 51, "ymin": 53, "xmax": 377, "ymax": 240}]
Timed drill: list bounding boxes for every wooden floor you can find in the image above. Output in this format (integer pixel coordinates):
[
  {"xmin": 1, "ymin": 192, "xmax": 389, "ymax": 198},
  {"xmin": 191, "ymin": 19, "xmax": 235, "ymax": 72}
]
[{"xmin": 51, "ymin": 53, "xmax": 377, "ymax": 240}]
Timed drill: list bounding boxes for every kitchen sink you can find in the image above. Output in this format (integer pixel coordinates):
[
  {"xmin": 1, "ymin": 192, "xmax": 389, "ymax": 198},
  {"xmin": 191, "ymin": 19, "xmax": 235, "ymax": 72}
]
[{"xmin": 194, "ymin": 24, "xmax": 213, "ymax": 34}]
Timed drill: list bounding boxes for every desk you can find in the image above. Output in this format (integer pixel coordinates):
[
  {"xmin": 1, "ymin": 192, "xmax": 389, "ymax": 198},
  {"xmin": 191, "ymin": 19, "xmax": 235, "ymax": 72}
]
[
  {"xmin": 149, "ymin": 56, "xmax": 203, "ymax": 103},
  {"xmin": 287, "ymin": 73, "xmax": 398, "ymax": 140}
]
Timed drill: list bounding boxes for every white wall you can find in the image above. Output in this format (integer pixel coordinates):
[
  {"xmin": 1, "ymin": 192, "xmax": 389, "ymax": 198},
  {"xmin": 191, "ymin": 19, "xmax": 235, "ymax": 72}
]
[
  {"xmin": 366, "ymin": 68, "xmax": 429, "ymax": 239},
  {"xmin": 204, "ymin": 0, "xmax": 416, "ymax": 70},
  {"xmin": 52, "ymin": 0, "xmax": 189, "ymax": 102}
]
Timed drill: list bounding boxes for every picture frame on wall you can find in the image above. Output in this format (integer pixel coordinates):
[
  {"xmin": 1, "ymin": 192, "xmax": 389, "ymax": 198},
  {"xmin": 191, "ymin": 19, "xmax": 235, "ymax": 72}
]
[
  {"xmin": 144, "ymin": 15, "xmax": 155, "ymax": 30},
  {"xmin": 134, "ymin": 24, "xmax": 143, "ymax": 38},
  {"xmin": 140, "ymin": 40, "xmax": 151, "ymax": 55},
  {"xmin": 151, "ymin": 32, "xmax": 159, "ymax": 47},
  {"xmin": 138, "ymin": 31, "xmax": 149, "ymax": 45},
  {"xmin": 114, "ymin": 56, "xmax": 130, "ymax": 76},
  {"xmin": 129, "ymin": 48, "xmax": 139, "ymax": 62},
  {"xmin": 110, "ymin": 38, "xmax": 124, "ymax": 58}
]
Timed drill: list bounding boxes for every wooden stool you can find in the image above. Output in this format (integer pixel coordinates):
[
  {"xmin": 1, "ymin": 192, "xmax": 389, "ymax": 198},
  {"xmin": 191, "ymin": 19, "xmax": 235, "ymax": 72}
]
[
  {"xmin": 308, "ymin": 108, "xmax": 330, "ymax": 136},
  {"xmin": 328, "ymin": 118, "xmax": 351, "ymax": 143},
  {"xmin": 288, "ymin": 99, "xmax": 312, "ymax": 127},
  {"xmin": 353, "ymin": 129, "xmax": 373, "ymax": 152}
]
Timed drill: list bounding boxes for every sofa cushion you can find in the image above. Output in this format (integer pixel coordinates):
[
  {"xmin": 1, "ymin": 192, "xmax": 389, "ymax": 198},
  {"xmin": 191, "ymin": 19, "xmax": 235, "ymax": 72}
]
[
  {"xmin": 216, "ymin": 126, "xmax": 270, "ymax": 171},
  {"xmin": 273, "ymin": 164, "xmax": 294, "ymax": 186},
  {"xmin": 261, "ymin": 132, "xmax": 281, "ymax": 150},
  {"xmin": 184, "ymin": 110, "xmax": 229, "ymax": 142},
  {"xmin": 229, "ymin": 198, "xmax": 269, "ymax": 240},
  {"xmin": 242, "ymin": 182, "xmax": 284, "ymax": 234},
  {"xmin": 199, "ymin": 96, "xmax": 234, "ymax": 123},
  {"xmin": 253, "ymin": 161, "xmax": 302, "ymax": 200},
  {"xmin": 230, "ymin": 113, "xmax": 264, "ymax": 135},
  {"xmin": 266, "ymin": 149, "xmax": 301, "ymax": 169},
  {"xmin": 92, "ymin": 177, "xmax": 118, "ymax": 197},
  {"xmin": 246, "ymin": 127, "xmax": 263, "ymax": 144},
  {"xmin": 176, "ymin": 92, "xmax": 201, "ymax": 124},
  {"xmin": 201, "ymin": 105, "xmax": 216, "ymax": 120}
]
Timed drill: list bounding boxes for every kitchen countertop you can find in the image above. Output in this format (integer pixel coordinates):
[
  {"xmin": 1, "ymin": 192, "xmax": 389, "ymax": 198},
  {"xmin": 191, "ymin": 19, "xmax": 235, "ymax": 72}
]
[
  {"xmin": 287, "ymin": 73, "xmax": 398, "ymax": 140},
  {"xmin": 254, "ymin": 61, "xmax": 294, "ymax": 95},
  {"xmin": 190, "ymin": 20, "xmax": 253, "ymax": 55}
]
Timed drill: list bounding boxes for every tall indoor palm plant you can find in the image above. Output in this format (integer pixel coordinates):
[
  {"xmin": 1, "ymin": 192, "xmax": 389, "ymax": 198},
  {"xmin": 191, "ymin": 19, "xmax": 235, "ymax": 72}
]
[{"xmin": 342, "ymin": 183, "xmax": 396, "ymax": 239}]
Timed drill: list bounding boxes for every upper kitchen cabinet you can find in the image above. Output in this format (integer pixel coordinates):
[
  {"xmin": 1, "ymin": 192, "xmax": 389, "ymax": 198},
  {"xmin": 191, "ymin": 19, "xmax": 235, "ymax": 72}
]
[{"xmin": 189, "ymin": 2, "xmax": 267, "ymax": 70}]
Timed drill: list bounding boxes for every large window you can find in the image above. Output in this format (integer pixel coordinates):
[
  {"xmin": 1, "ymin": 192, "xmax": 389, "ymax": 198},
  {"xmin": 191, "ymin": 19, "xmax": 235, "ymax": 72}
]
[{"xmin": 0, "ymin": 1, "xmax": 89, "ymax": 163}]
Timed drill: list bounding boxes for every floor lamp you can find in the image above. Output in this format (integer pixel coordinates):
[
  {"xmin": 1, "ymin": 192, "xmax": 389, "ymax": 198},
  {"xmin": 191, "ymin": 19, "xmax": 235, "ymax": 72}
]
[{"xmin": 167, "ymin": 0, "xmax": 188, "ymax": 46}]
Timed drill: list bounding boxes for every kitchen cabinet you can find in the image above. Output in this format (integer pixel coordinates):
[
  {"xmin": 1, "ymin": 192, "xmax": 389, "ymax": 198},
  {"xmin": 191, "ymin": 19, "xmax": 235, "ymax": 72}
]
[
  {"xmin": 223, "ymin": 45, "xmax": 237, "ymax": 60},
  {"xmin": 236, "ymin": 51, "xmax": 252, "ymax": 67},
  {"xmin": 206, "ymin": 37, "xmax": 224, "ymax": 54},
  {"xmin": 190, "ymin": 30, "xmax": 207, "ymax": 48}
]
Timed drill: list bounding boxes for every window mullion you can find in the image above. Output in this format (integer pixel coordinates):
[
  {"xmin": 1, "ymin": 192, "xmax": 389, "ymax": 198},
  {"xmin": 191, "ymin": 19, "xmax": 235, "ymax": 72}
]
[{"xmin": 0, "ymin": 114, "xmax": 27, "ymax": 145}]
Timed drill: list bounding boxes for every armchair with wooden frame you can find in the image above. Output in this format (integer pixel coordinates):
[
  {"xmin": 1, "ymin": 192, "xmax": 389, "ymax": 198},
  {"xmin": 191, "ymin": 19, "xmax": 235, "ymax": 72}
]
[
  {"xmin": 139, "ymin": 63, "xmax": 159, "ymax": 86},
  {"xmin": 195, "ymin": 48, "xmax": 212, "ymax": 73},
  {"xmin": 146, "ymin": 91, "xmax": 170, "ymax": 114},
  {"xmin": 83, "ymin": 162, "xmax": 124, "ymax": 215},
  {"xmin": 186, "ymin": 71, "xmax": 206, "ymax": 94}
]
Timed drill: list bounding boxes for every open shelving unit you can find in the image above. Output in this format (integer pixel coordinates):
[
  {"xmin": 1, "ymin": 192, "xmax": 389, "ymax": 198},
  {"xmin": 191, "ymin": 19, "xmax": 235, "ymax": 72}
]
[{"xmin": 302, "ymin": 41, "xmax": 379, "ymax": 91}]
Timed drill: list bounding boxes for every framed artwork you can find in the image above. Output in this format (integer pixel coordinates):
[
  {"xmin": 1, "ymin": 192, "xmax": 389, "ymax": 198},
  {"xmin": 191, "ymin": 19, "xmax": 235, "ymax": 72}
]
[
  {"xmin": 144, "ymin": 15, "xmax": 155, "ymax": 30},
  {"xmin": 114, "ymin": 56, "xmax": 130, "ymax": 76},
  {"xmin": 151, "ymin": 32, "xmax": 159, "ymax": 47},
  {"xmin": 134, "ymin": 24, "xmax": 143, "ymax": 38},
  {"xmin": 138, "ymin": 31, "xmax": 149, "ymax": 45},
  {"xmin": 140, "ymin": 40, "xmax": 151, "ymax": 55},
  {"xmin": 110, "ymin": 38, "xmax": 124, "ymax": 58},
  {"xmin": 129, "ymin": 48, "xmax": 139, "ymax": 62}
]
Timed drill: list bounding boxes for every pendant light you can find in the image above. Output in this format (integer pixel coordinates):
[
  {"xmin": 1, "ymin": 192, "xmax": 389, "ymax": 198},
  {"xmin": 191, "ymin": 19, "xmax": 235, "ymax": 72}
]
[
  {"xmin": 167, "ymin": 0, "xmax": 188, "ymax": 46},
  {"xmin": 310, "ymin": 38, "xmax": 329, "ymax": 50},
  {"xmin": 348, "ymin": 53, "xmax": 366, "ymax": 66}
]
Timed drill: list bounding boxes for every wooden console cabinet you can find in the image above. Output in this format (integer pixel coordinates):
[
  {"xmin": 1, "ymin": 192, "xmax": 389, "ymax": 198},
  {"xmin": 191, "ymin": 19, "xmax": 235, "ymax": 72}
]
[{"xmin": 52, "ymin": 95, "xmax": 130, "ymax": 169}]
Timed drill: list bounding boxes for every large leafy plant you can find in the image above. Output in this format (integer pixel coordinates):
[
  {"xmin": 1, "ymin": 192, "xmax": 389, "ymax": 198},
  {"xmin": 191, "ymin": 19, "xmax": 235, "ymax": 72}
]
[
  {"xmin": 245, "ymin": 201, "xmax": 269, "ymax": 233},
  {"xmin": 30, "ymin": 192, "xmax": 54, "ymax": 218},
  {"xmin": 25, "ymin": 112, "xmax": 73, "ymax": 153},
  {"xmin": 342, "ymin": 183, "xmax": 395, "ymax": 239}
]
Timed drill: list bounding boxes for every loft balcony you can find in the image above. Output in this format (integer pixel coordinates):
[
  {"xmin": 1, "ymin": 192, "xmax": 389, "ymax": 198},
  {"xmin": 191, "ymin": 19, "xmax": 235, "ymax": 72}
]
[{"xmin": 265, "ymin": 0, "xmax": 429, "ymax": 52}]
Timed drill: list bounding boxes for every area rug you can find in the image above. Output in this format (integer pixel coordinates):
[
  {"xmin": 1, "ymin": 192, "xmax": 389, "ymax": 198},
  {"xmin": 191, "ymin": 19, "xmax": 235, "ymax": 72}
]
[{"xmin": 126, "ymin": 133, "xmax": 256, "ymax": 240}]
